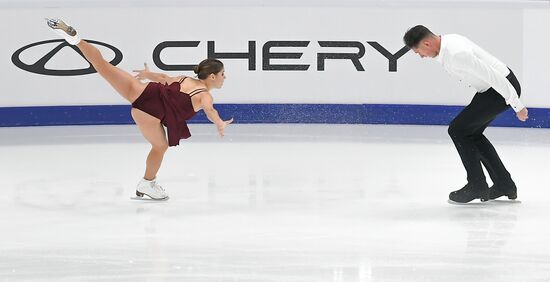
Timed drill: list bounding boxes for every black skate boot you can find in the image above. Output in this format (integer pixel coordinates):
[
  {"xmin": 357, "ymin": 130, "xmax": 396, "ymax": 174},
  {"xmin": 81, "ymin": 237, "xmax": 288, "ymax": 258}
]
[
  {"xmin": 449, "ymin": 182, "xmax": 489, "ymax": 203},
  {"xmin": 489, "ymin": 181, "xmax": 517, "ymax": 200}
]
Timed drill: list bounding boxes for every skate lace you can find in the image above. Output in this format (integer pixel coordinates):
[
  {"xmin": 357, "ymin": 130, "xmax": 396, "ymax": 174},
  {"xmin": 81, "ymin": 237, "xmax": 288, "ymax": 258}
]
[{"xmin": 151, "ymin": 180, "xmax": 165, "ymax": 192}]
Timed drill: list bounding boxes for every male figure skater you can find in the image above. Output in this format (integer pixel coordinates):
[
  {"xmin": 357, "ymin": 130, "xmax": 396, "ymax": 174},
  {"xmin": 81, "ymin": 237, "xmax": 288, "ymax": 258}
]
[{"xmin": 403, "ymin": 25, "xmax": 528, "ymax": 203}]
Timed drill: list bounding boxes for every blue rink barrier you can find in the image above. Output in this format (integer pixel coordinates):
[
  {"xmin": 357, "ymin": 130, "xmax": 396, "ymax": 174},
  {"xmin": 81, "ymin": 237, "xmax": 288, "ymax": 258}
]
[{"xmin": 0, "ymin": 104, "xmax": 548, "ymax": 128}]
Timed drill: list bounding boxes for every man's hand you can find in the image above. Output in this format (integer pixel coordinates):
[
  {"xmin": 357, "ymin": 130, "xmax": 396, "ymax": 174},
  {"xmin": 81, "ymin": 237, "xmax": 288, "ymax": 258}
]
[{"xmin": 517, "ymin": 107, "xmax": 528, "ymax": 122}]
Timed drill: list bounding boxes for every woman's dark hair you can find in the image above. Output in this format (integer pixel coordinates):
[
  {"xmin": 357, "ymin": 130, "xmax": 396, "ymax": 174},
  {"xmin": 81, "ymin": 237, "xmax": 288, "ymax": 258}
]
[
  {"xmin": 403, "ymin": 25, "xmax": 435, "ymax": 48},
  {"xmin": 193, "ymin": 58, "xmax": 224, "ymax": 79}
]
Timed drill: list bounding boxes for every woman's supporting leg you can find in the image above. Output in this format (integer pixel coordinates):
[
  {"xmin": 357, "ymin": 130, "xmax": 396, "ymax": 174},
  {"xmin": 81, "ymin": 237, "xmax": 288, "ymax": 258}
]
[{"xmin": 131, "ymin": 108, "xmax": 169, "ymax": 180}]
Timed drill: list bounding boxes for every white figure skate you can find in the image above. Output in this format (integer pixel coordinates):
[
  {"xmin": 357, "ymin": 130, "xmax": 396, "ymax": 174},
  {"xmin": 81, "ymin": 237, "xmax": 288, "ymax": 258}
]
[
  {"xmin": 134, "ymin": 178, "xmax": 169, "ymax": 200},
  {"xmin": 45, "ymin": 18, "xmax": 81, "ymax": 45}
]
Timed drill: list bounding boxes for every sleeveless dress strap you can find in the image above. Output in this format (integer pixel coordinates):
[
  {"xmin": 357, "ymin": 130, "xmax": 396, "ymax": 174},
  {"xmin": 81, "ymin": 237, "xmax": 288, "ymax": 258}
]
[{"xmin": 188, "ymin": 88, "xmax": 208, "ymax": 97}]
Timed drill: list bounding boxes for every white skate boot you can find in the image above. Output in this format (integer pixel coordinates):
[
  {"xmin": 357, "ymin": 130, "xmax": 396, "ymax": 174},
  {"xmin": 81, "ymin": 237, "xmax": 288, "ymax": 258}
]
[
  {"xmin": 135, "ymin": 178, "xmax": 169, "ymax": 200},
  {"xmin": 45, "ymin": 18, "xmax": 81, "ymax": 45}
]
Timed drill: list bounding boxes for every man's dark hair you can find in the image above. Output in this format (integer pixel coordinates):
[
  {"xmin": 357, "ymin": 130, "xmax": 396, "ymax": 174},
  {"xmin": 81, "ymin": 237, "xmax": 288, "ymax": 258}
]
[{"xmin": 403, "ymin": 25, "xmax": 435, "ymax": 48}]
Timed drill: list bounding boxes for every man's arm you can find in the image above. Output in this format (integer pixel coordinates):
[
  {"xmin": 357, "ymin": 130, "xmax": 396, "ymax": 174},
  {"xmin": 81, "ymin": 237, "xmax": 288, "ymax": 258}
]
[
  {"xmin": 454, "ymin": 52, "xmax": 524, "ymax": 112},
  {"xmin": 454, "ymin": 52, "xmax": 528, "ymax": 121}
]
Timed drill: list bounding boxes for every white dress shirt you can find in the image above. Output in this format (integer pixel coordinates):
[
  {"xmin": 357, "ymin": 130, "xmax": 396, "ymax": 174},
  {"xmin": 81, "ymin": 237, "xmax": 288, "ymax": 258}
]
[{"xmin": 435, "ymin": 34, "xmax": 524, "ymax": 112}]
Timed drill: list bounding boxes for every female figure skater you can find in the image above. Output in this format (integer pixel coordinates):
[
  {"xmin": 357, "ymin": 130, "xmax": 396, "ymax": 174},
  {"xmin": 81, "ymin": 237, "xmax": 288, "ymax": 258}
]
[{"xmin": 46, "ymin": 18, "xmax": 233, "ymax": 200}]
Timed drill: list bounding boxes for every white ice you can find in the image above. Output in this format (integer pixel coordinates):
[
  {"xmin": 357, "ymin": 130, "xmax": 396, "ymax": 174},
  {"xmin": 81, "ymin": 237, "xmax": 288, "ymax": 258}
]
[{"xmin": 0, "ymin": 124, "xmax": 549, "ymax": 281}]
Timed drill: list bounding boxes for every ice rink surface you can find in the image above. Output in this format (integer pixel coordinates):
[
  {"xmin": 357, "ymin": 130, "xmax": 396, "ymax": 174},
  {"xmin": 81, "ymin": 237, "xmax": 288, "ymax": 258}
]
[{"xmin": 0, "ymin": 124, "xmax": 549, "ymax": 282}]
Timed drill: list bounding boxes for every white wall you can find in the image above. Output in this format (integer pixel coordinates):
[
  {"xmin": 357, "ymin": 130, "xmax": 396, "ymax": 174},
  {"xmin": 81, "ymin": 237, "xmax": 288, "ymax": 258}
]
[
  {"xmin": 523, "ymin": 8, "xmax": 550, "ymax": 109},
  {"xmin": 2, "ymin": 2, "xmax": 549, "ymax": 107}
]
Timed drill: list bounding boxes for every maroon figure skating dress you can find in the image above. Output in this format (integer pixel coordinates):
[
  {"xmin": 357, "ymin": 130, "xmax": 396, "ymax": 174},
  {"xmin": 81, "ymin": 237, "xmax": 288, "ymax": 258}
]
[{"xmin": 131, "ymin": 77, "xmax": 207, "ymax": 146}]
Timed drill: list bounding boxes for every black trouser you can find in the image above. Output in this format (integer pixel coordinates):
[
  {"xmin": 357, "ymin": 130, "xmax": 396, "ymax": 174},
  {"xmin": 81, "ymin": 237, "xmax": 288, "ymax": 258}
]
[{"xmin": 447, "ymin": 68, "xmax": 521, "ymax": 185}]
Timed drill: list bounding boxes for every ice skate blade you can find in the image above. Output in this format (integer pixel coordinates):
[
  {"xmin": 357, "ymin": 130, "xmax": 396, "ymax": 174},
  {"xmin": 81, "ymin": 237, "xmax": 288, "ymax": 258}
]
[
  {"xmin": 132, "ymin": 191, "xmax": 169, "ymax": 201},
  {"xmin": 448, "ymin": 199, "xmax": 521, "ymax": 206},
  {"xmin": 447, "ymin": 199, "xmax": 483, "ymax": 205},
  {"xmin": 130, "ymin": 196, "xmax": 169, "ymax": 201},
  {"xmin": 488, "ymin": 199, "xmax": 521, "ymax": 204}
]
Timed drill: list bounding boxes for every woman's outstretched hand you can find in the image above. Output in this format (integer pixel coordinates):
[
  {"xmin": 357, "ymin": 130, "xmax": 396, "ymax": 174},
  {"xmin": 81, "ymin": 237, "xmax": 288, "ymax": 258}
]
[
  {"xmin": 133, "ymin": 63, "xmax": 151, "ymax": 81},
  {"xmin": 217, "ymin": 118, "xmax": 234, "ymax": 137}
]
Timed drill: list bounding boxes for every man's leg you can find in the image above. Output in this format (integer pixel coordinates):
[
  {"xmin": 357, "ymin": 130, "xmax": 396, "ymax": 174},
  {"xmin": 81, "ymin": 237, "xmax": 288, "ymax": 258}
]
[
  {"xmin": 448, "ymin": 95, "xmax": 490, "ymax": 184},
  {"xmin": 470, "ymin": 91, "xmax": 518, "ymax": 200},
  {"xmin": 447, "ymin": 90, "xmax": 509, "ymax": 202}
]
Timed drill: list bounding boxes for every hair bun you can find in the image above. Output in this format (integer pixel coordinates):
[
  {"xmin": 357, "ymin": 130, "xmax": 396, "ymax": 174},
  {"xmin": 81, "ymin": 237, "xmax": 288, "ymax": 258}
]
[{"xmin": 194, "ymin": 58, "xmax": 224, "ymax": 80}]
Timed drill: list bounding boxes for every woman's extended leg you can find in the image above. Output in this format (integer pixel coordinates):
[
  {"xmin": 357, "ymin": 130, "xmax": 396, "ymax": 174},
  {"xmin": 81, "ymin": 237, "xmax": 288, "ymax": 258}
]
[
  {"xmin": 46, "ymin": 18, "xmax": 146, "ymax": 102},
  {"xmin": 76, "ymin": 40, "xmax": 146, "ymax": 103}
]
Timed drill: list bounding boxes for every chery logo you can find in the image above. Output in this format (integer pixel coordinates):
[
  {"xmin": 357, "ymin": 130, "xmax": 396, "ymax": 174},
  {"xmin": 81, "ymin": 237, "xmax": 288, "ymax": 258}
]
[
  {"xmin": 11, "ymin": 39, "xmax": 123, "ymax": 76},
  {"xmin": 13, "ymin": 39, "xmax": 409, "ymax": 75},
  {"xmin": 153, "ymin": 41, "xmax": 409, "ymax": 72}
]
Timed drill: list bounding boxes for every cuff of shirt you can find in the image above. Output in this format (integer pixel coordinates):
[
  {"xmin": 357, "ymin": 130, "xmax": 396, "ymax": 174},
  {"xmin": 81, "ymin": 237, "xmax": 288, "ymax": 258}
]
[{"xmin": 509, "ymin": 97, "xmax": 525, "ymax": 113}]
